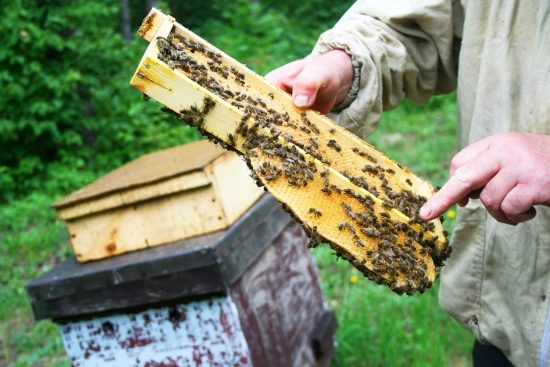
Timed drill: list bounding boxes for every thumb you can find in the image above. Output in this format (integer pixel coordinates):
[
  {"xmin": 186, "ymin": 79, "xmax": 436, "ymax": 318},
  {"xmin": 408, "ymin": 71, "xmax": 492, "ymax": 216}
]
[{"xmin": 291, "ymin": 65, "xmax": 329, "ymax": 109}]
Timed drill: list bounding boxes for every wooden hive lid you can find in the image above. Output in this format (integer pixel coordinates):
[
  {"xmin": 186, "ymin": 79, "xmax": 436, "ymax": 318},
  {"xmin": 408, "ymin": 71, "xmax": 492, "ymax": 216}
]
[{"xmin": 53, "ymin": 140, "xmax": 226, "ymax": 220}]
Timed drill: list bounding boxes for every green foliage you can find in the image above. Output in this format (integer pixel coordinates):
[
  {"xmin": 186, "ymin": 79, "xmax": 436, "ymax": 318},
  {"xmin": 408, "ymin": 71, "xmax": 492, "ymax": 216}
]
[
  {"xmin": 0, "ymin": 191, "xmax": 69, "ymax": 365},
  {"xmin": 0, "ymin": 1, "xmax": 199, "ymax": 200},
  {"xmin": 262, "ymin": 0, "xmax": 355, "ymax": 28},
  {"xmin": 195, "ymin": 0, "xmax": 356, "ymax": 75}
]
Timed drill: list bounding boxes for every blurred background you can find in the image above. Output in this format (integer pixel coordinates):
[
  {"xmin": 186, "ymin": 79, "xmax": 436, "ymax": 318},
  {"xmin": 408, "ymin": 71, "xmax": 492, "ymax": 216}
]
[{"xmin": 0, "ymin": 1, "xmax": 472, "ymax": 366}]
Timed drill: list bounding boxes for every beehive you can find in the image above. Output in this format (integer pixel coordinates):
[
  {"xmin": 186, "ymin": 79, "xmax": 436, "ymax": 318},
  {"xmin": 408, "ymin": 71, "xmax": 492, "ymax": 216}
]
[
  {"xmin": 53, "ymin": 140, "xmax": 263, "ymax": 262},
  {"xmin": 130, "ymin": 9, "xmax": 451, "ymax": 294}
]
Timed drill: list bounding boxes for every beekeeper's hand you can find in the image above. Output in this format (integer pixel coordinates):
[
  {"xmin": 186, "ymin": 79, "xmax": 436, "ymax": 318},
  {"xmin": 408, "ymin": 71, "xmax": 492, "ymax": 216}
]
[
  {"xmin": 265, "ymin": 50, "xmax": 353, "ymax": 114},
  {"xmin": 420, "ymin": 132, "xmax": 550, "ymax": 225}
]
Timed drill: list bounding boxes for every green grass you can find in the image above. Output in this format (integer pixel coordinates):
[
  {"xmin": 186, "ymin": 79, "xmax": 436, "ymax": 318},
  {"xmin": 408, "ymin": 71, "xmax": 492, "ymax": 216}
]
[
  {"xmin": 317, "ymin": 250, "xmax": 472, "ymax": 367},
  {"xmin": 0, "ymin": 193, "xmax": 71, "ymax": 366}
]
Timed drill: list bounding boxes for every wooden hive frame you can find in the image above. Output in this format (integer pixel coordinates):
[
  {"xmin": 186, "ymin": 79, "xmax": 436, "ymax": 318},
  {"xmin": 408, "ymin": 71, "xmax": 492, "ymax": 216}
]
[{"xmin": 130, "ymin": 8, "xmax": 450, "ymax": 294}]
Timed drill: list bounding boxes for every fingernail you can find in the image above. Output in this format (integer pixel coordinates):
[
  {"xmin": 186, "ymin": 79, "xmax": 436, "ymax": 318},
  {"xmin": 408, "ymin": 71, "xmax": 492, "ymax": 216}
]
[
  {"xmin": 293, "ymin": 94, "xmax": 310, "ymax": 108},
  {"xmin": 420, "ymin": 205, "xmax": 431, "ymax": 219}
]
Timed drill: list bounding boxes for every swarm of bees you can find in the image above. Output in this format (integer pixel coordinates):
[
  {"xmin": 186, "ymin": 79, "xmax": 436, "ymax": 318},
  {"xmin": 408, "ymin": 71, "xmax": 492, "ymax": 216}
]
[{"xmin": 150, "ymin": 29, "xmax": 451, "ymax": 295}]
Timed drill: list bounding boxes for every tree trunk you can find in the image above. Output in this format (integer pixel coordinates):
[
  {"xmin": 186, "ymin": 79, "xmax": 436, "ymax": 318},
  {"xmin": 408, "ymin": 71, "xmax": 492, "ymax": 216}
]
[{"xmin": 120, "ymin": 0, "xmax": 131, "ymax": 44}]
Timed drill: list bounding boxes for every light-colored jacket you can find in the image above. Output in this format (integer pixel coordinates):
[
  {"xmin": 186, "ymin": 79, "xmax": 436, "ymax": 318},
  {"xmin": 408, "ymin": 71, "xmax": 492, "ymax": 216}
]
[{"xmin": 312, "ymin": 1, "xmax": 550, "ymax": 366}]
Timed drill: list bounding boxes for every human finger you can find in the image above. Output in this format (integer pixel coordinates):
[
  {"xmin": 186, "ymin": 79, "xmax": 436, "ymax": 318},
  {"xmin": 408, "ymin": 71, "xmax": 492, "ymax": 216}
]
[
  {"xmin": 479, "ymin": 171, "xmax": 518, "ymax": 224},
  {"xmin": 291, "ymin": 64, "xmax": 333, "ymax": 109},
  {"xmin": 506, "ymin": 207, "xmax": 537, "ymax": 224},
  {"xmin": 450, "ymin": 139, "xmax": 490, "ymax": 176},
  {"xmin": 420, "ymin": 155, "xmax": 500, "ymax": 220},
  {"xmin": 500, "ymin": 184, "xmax": 538, "ymax": 223},
  {"xmin": 264, "ymin": 60, "xmax": 305, "ymax": 92}
]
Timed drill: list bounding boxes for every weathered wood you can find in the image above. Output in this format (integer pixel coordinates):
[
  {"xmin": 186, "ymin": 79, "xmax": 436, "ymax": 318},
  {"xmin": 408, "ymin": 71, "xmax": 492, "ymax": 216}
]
[
  {"xmin": 231, "ymin": 222, "xmax": 334, "ymax": 366},
  {"xmin": 54, "ymin": 140, "xmax": 263, "ymax": 262},
  {"xmin": 129, "ymin": 8, "xmax": 451, "ymax": 294}
]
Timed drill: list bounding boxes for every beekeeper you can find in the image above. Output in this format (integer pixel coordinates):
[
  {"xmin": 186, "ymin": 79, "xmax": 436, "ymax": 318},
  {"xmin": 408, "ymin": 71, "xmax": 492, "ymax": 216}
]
[{"xmin": 266, "ymin": 1, "xmax": 550, "ymax": 366}]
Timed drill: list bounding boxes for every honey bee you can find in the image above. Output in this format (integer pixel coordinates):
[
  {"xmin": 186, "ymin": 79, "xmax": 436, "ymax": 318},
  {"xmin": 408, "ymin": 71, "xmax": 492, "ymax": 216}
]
[
  {"xmin": 310, "ymin": 124, "xmax": 320, "ymax": 134},
  {"xmin": 380, "ymin": 212, "xmax": 390, "ymax": 219},
  {"xmin": 354, "ymin": 236, "xmax": 365, "ymax": 247},
  {"xmin": 365, "ymin": 154, "xmax": 377, "ymax": 163},
  {"xmin": 321, "ymin": 187, "xmax": 332, "ymax": 195},
  {"xmin": 330, "ymin": 185, "xmax": 342, "ymax": 194},
  {"xmin": 327, "ymin": 139, "xmax": 342, "ymax": 152},
  {"xmin": 343, "ymin": 188, "xmax": 354, "ymax": 196},
  {"xmin": 345, "ymin": 223, "xmax": 357, "ymax": 235},
  {"xmin": 361, "ymin": 227, "xmax": 380, "ymax": 238},
  {"xmin": 342, "ymin": 202, "xmax": 352, "ymax": 212},
  {"xmin": 309, "ymin": 208, "xmax": 322, "ymax": 217},
  {"xmin": 310, "ymin": 225, "xmax": 321, "ymax": 243},
  {"xmin": 288, "ymin": 177, "xmax": 299, "ymax": 186},
  {"xmin": 362, "ymin": 165, "xmax": 377, "ymax": 174},
  {"xmin": 227, "ymin": 133, "xmax": 235, "ymax": 145},
  {"xmin": 282, "ymin": 133, "xmax": 294, "ymax": 142},
  {"xmin": 309, "ymin": 137, "xmax": 319, "ymax": 149}
]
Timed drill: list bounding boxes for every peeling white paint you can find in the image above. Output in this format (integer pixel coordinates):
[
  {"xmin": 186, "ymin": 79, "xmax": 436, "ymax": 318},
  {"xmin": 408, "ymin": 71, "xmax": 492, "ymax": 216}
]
[{"xmin": 60, "ymin": 295, "xmax": 252, "ymax": 367}]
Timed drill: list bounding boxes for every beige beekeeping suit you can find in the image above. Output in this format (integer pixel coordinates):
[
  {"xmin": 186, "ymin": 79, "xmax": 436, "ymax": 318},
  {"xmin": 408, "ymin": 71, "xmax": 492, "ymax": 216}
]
[{"xmin": 311, "ymin": 1, "xmax": 550, "ymax": 366}]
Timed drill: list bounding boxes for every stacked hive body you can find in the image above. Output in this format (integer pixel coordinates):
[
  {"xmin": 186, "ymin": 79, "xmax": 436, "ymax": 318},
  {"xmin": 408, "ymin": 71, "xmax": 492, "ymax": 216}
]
[{"xmin": 130, "ymin": 9, "xmax": 451, "ymax": 294}]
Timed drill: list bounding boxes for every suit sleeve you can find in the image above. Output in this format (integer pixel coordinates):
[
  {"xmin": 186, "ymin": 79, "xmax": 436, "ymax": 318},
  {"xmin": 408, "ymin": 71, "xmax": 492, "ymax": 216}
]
[{"xmin": 311, "ymin": 0, "xmax": 461, "ymax": 136}]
